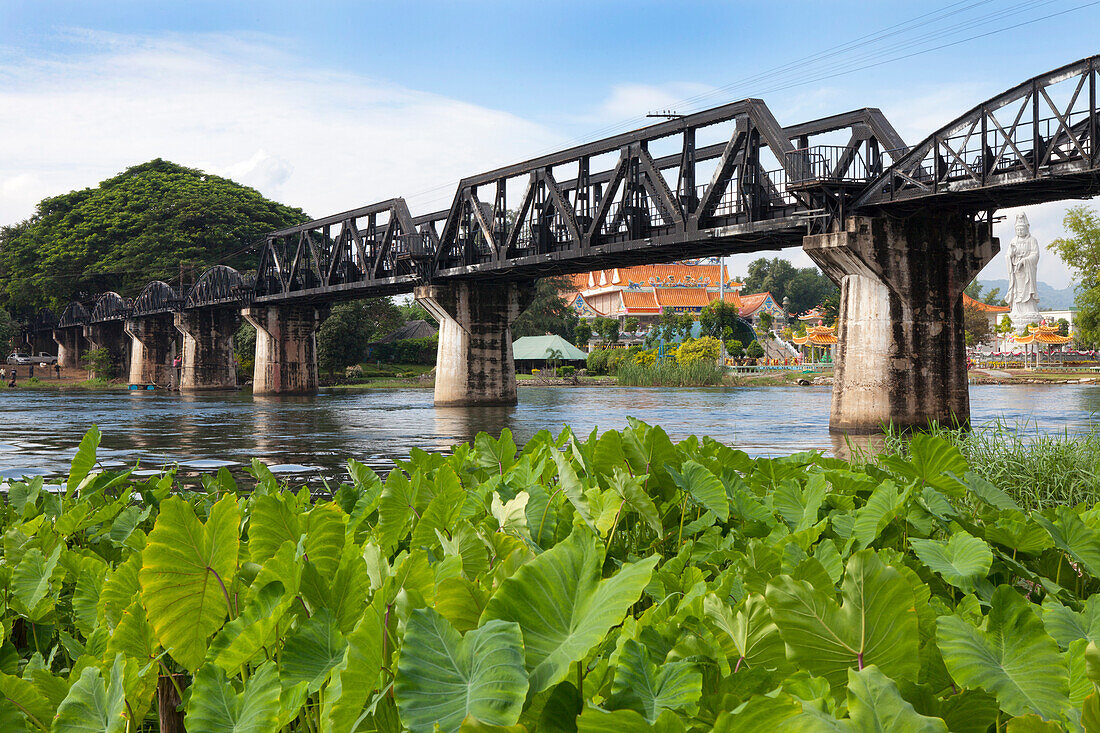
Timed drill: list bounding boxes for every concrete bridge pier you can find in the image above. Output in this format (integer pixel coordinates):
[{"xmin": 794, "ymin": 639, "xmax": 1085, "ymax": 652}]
[
  {"xmin": 83, "ymin": 323, "xmax": 131, "ymax": 380},
  {"xmin": 804, "ymin": 213, "xmax": 997, "ymax": 433},
  {"xmin": 415, "ymin": 282, "xmax": 532, "ymax": 406},
  {"xmin": 174, "ymin": 309, "xmax": 240, "ymax": 391},
  {"xmin": 241, "ymin": 305, "xmax": 326, "ymax": 395},
  {"xmin": 52, "ymin": 329, "xmax": 84, "ymax": 369},
  {"xmin": 125, "ymin": 316, "xmax": 177, "ymax": 386}
]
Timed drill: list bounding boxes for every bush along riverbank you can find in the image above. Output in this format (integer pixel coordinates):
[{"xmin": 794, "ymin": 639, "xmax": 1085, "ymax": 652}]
[{"xmin": 2, "ymin": 424, "xmax": 1100, "ymax": 731}]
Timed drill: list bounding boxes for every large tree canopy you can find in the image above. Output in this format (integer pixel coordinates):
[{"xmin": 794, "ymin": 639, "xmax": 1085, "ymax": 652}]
[
  {"xmin": 0, "ymin": 159, "xmax": 308, "ymax": 315},
  {"xmin": 740, "ymin": 256, "xmax": 836, "ymax": 314},
  {"xmin": 1049, "ymin": 204, "xmax": 1100, "ymax": 348},
  {"xmin": 511, "ymin": 276, "xmax": 579, "ymax": 340}
]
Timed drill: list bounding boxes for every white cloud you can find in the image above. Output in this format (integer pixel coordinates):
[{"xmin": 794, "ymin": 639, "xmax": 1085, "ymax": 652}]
[{"xmin": 0, "ymin": 31, "xmax": 563, "ymax": 225}]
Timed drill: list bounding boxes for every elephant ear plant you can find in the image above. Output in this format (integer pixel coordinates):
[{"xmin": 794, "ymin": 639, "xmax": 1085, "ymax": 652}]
[{"xmin": 1, "ymin": 422, "xmax": 1100, "ymax": 731}]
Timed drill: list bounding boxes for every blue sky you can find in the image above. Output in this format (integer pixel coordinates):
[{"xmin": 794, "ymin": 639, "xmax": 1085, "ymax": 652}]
[{"xmin": 2, "ymin": 0, "xmax": 1099, "ymax": 287}]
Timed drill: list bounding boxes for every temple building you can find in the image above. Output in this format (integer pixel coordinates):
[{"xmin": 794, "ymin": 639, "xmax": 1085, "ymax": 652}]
[{"xmin": 566, "ymin": 262, "xmax": 789, "ymax": 330}]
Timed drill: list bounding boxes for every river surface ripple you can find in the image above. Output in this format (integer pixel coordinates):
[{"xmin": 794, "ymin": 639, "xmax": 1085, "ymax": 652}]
[{"xmin": 1, "ymin": 384, "xmax": 1098, "ymax": 482}]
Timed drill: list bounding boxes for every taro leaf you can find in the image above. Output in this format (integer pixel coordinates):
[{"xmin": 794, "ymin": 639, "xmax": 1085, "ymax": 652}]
[
  {"xmin": 10, "ymin": 545, "xmax": 62, "ymax": 622},
  {"xmin": 1042, "ymin": 596, "xmax": 1100, "ymax": 649},
  {"xmin": 576, "ymin": 707, "xmax": 653, "ymax": 732},
  {"xmin": 773, "ymin": 474, "xmax": 826, "ymax": 532},
  {"xmin": 845, "ymin": 665, "xmax": 948, "ymax": 732},
  {"xmin": 607, "ymin": 468, "xmax": 661, "ymax": 534},
  {"xmin": 474, "ymin": 430, "xmax": 517, "ymax": 474},
  {"xmin": 138, "ymin": 495, "xmax": 239, "ymax": 672},
  {"xmin": 97, "ymin": 554, "xmax": 141, "ymax": 630},
  {"xmin": 909, "ymin": 531, "xmax": 993, "ymax": 594},
  {"xmin": 879, "ymin": 434, "xmax": 967, "ymax": 496},
  {"xmin": 958, "ymin": 472, "xmax": 1021, "ymax": 512},
  {"xmin": 491, "ymin": 491, "xmax": 529, "ymax": 535},
  {"xmin": 1034, "ymin": 508, "xmax": 1100, "ymax": 578},
  {"xmin": 208, "ymin": 581, "xmax": 289, "ymax": 672},
  {"xmin": 322, "ymin": 594, "xmax": 385, "ymax": 733},
  {"xmin": 72, "ymin": 560, "xmax": 105, "ymax": 638},
  {"xmin": 481, "ymin": 530, "xmax": 658, "ymax": 693},
  {"xmin": 185, "ymin": 660, "xmax": 281, "ymax": 733},
  {"xmin": 668, "ymin": 460, "xmax": 729, "ymax": 522},
  {"xmin": 410, "ymin": 470, "xmax": 466, "ymax": 549},
  {"xmin": 247, "ymin": 492, "xmax": 301, "ymax": 565},
  {"xmin": 280, "ymin": 608, "xmax": 347, "ymax": 695},
  {"xmin": 550, "ymin": 449, "xmax": 594, "ymax": 529},
  {"xmin": 704, "ymin": 593, "xmax": 786, "ymax": 673},
  {"xmin": 52, "ymin": 655, "xmax": 126, "ymax": 733},
  {"xmin": 936, "ymin": 585, "xmax": 1068, "ymax": 721},
  {"xmin": 436, "ymin": 577, "xmax": 490, "ymax": 634},
  {"xmin": 712, "ymin": 693, "xmax": 806, "ymax": 732},
  {"xmin": 105, "ymin": 599, "xmax": 156, "ymax": 662},
  {"xmin": 606, "ymin": 639, "xmax": 701, "ymax": 723},
  {"xmin": 852, "ymin": 481, "xmax": 907, "ymax": 549},
  {"xmin": 0, "ymin": 671, "xmax": 53, "ymax": 732},
  {"xmin": 1004, "ymin": 715, "xmax": 1063, "ymax": 732},
  {"xmin": 394, "ymin": 608, "xmax": 527, "ymax": 733},
  {"xmin": 66, "ymin": 425, "xmax": 101, "ymax": 498},
  {"xmin": 377, "ymin": 469, "xmax": 418, "ymax": 550},
  {"xmin": 765, "ymin": 549, "xmax": 918, "ymax": 691},
  {"xmin": 538, "ymin": 681, "xmax": 583, "ymax": 733}
]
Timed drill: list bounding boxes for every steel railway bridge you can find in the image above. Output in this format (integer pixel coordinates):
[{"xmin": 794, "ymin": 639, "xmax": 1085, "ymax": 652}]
[{"xmin": 25, "ymin": 55, "xmax": 1100, "ymax": 430}]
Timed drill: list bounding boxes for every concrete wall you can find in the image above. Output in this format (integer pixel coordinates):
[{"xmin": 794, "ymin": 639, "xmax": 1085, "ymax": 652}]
[
  {"xmin": 242, "ymin": 305, "xmax": 325, "ymax": 395},
  {"xmin": 415, "ymin": 281, "xmax": 532, "ymax": 406},
  {"xmin": 125, "ymin": 316, "xmax": 177, "ymax": 386},
  {"xmin": 174, "ymin": 309, "xmax": 240, "ymax": 391},
  {"xmin": 804, "ymin": 214, "xmax": 997, "ymax": 432}
]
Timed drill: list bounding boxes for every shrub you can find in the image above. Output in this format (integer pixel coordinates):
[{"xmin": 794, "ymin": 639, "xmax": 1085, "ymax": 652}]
[
  {"xmin": 586, "ymin": 348, "xmax": 612, "ymax": 375},
  {"xmin": 606, "ymin": 349, "xmax": 632, "ymax": 375},
  {"xmin": 745, "ymin": 339, "xmax": 765, "ymax": 359},
  {"xmin": 675, "ymin": 336, "xmax": 721, "ymax": 365},
  {"xmin": 633, "ymin": 349, "xmax": 657, "ymax": 367},
  {"xmin": 558, "ymin": 365, "xmax": 576, "ymax": 377},
  {"xmin": 80, "ymin": 347, "xmax": 117, "ymax": 379},
  {"xmin": 725, "ymin": 339, "xmax": 744, "ymax": 357}
]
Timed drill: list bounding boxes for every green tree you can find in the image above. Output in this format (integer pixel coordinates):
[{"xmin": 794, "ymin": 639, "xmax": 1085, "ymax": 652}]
[
  {"xmin": 398, "ymin": 301, "xmax": 432, "ymax": 322},
  {"xmin": 511, "ymin": 276, "xmax": 579, "ymax": 340},
  {"xmin": 1055, "ymin": 318, "xmax": 1070, "ymax": 337},
  {"xmin": 785, "ymin": 268, "xmax": 837, "ymax": 314},
  {"xmin": 317, "ymin": 300, "xmax": 403, "ymax": 376},
  {"xmin": 743, "ymin": 257, "xmax": 797, "ymax": 303},
  {"xmin": 592, "ymin": 316, "xmax": 620, "ymax": 345},
  {"xmin": 963, "ymin": 303, "xmax": 991, "ymax": 346},
  {"xmin": 822, "ymin": 289, "xmax": 840, "ymax": 326},
  {"xmin": 757, "ymin": 311, "xmax": 775, "ymax": 334},
  {"xmin": 1049, "ymin": 205, "xmax": 1099, "ymax": 348},
  {"xmin": 0, "ymin": 306, "xmax": 17, "ymax": 350},
  {"xmin": 745, "ymin": 340, "xmax": 765, "ymax": 360},
  {"xmin": 725, "ymin": 339, "xmax": 744, "ymax": 357},
  {"xmin": 623, "ymin": 317, "xmax": 639, "ymax": 334},
  {"xmin": 699, "ymin": 300, "xmax": 741, "ymax": 340},
  {"xmin": 234, "ymin": 322, "xmax": 256, "ymax": 382},
  {"xmin": 574, "ymin": 320, "xmax": 592, "ymax": 347},
  {"xmin": 0, "ymin": 159, "xmax": 308, "ymax": 315}
]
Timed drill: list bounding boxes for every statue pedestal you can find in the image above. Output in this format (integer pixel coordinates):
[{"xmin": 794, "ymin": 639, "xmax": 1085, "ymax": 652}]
[{"xmin": 1009, "ymin": 303, "xmax": 1040, "ymax": 327}]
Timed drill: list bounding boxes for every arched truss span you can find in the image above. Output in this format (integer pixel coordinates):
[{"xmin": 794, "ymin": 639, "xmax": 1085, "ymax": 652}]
[
  {"xmin": 58, "ymin": 302, "xmax": 90, "ymax": 328},
  {"xmin": 131, "ymin": 281, "xmax": 180, "ymax": 316},
  {"xmin": 90, "ymin": 292, "xmax": 130, "ymax": 322},
  {"xmin": 186, "ymin": 266, "xmax": 250, "ymax": 308}
]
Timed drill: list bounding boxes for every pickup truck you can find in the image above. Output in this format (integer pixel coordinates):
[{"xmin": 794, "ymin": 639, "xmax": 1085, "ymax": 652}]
[{"xmin": 6, "ymin": 352, "xmax": 57, "ymax": 365}]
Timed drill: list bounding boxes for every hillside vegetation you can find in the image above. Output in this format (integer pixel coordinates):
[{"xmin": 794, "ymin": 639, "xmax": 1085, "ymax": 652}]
[{"xmin": 0, "ymin": 159, "xmax": 307, "ymax": 315}]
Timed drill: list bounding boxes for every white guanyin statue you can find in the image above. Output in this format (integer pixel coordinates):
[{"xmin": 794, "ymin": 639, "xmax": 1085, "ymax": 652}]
[{"xmin": 1006, "ymin": 213, "xmax": 1040, "ymax": 326}]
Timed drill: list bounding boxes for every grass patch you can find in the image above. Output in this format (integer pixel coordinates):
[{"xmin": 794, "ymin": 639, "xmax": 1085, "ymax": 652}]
[
  {"xmin": 871, "ymin": 420, "xmax": 1100, "ymax": 510},
  {"xmin": 616, "ymin": 359, "xmax": 725, "ymax": 386}
]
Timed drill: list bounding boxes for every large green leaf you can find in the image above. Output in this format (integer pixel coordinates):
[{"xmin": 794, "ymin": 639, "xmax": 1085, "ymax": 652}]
[
  {"xmin": 909, "ymin": 531, "xmax": 992, "ymax": 594},
  {"xmin": 185, "ymin": 660, "xmax": 281, "ymax": 733},
  {"xmin": 1043, "ymin": 596, "xmax": 1100, "ymax": 649},
  {"xmin": 481, "ymin": 531, "xmax": 658, "ymax": 693},
  {"xmin": 765, "ymin": 549, "xmax": 918, "ymax": 691},
  {"xmin": 577, "ymin": 707, "xmax": 653, "ymax": 733},
  {"xmin": 668, "ymin": 460, "xmax": 729, "ymax": 522},
  {"xmin": 606, "ymin": 639, "xmax": 701, "ymax": 723},
  {"xmin": 844, "ymin": 665, "xmax": 947, "ymax": 732},
  {"xmin": 66, "ymin": 425, "xmax": 101, "ymax": 497},
  {"xmin": 138, "ymin": 495, "xmax": 240, "ymax": 672},
  {"xmin": 851, "ymin": 482, "xmax": 907, "ymax": 549},
  {"xmin": 0, "ymin": 671, "xmax": 52, "ymax": 732},
  {"xmin": 704, "ymin": 593, "xmax": 786, "ymax": 672},
  {"xmin": 936, "ymin": 585, "xmax": 1068, "ymax": 720},
  {"xmin": 280, "ymin": 609, "xmax": 347, "ymax": 694},
  {"xmin": 1034, "ymin": 508, "xmax": 1100, "ymax": 578},
  {"xmin": 207, "ymin": 580, "xmax": 289, "ymax": 673},
  {"xmin": 322, "ymin": 594, "xmax": 385, "ymax": 733},
  {"xmin": 52, "ymin": 655, "xmax": 126, "ymax": 733},
  {"xmin": 880, "ymin": 434, "xmax": 967, "ymax": 496},
  {"xmin": 394, "ymin": 608, "xmax": 527, "ymax": 733},
  {"xmin": 10, "ymin": 546, "xmax": 61, "ymax": 622}
]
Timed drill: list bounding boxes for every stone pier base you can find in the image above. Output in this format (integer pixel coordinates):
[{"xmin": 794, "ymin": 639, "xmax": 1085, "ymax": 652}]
[
  {"xmin": 53, "ymin": 329, "xmax": 84, "ymax": 369},
  {"xmin": 125, "ymin": 316, "xmax": 177, "ymax": 386},
  {"xmin": 804, "ymin": 214, "xmax": 997, "ymax": 432},
  {"xmin": 174, "ymin": 309, "xmax": 240, "ymax": 391},
  {"xmin": 84, "ymin": 322, "xmax": 131, "ymax": 380},
  {"xmin": 415, "ymin": 282, "xmax": 532, "ymax": 406},
  {"xmin": 242, "ymin": 305, "xmax": 325, "ymax": 395}
]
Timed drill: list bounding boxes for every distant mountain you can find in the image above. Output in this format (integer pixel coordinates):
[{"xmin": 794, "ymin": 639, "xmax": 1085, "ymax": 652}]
[{"xmin": 976, "ymin": 279, "xmax": 1079, "ymax": 310}]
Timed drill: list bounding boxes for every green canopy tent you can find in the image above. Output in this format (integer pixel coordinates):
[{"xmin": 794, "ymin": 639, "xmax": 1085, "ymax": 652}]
[{"xmin": 512, "ymin": 335, "xmax": 588, "ymax": 373}]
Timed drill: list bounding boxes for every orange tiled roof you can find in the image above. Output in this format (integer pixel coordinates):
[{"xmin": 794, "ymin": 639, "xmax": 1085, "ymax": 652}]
[
  {"xmin": 707, "ymin": 290, "xmax": 743, "ymax": 308},
  {"xmin": 792, "ymin": 324, "xmax": 838, "ymax": 346},
  {"xmin": 654, "ymin": 287, "xmax": 713, "ymax": 308},
  {"xmin": 569, "ymin": 263, "xmax": 741, "ymax": 291},
  {"xmin": 620, "ymin": 290, "xmax": 661, "ymax": 313},
  {"xmin": 739, "ymin": 292, "xmax": 772, "ymax": 315},
  {"xmin": 962, "ymin": 293, "xmax": 1010, "ymax": 312}
]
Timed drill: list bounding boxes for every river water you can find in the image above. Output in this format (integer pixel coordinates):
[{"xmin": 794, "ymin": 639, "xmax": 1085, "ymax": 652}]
[{"xmin": 1, "ymin": 384, "xmax": 1098, "ymax": 482}]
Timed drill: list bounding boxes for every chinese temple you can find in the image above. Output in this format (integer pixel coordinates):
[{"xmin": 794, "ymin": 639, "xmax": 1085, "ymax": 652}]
[
  {"xmin": 791, "ymin": 324, "xmax": 839, "ymax": 363},
  {"xmin": 566, "ymin": 263, "xmax": 742, "ymax": 328}
]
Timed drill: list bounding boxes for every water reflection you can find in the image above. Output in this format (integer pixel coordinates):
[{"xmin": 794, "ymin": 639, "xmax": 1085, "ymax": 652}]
[{"xmin": 0, "ymin": 383, "xmax": 1097, "ymax": 482}]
